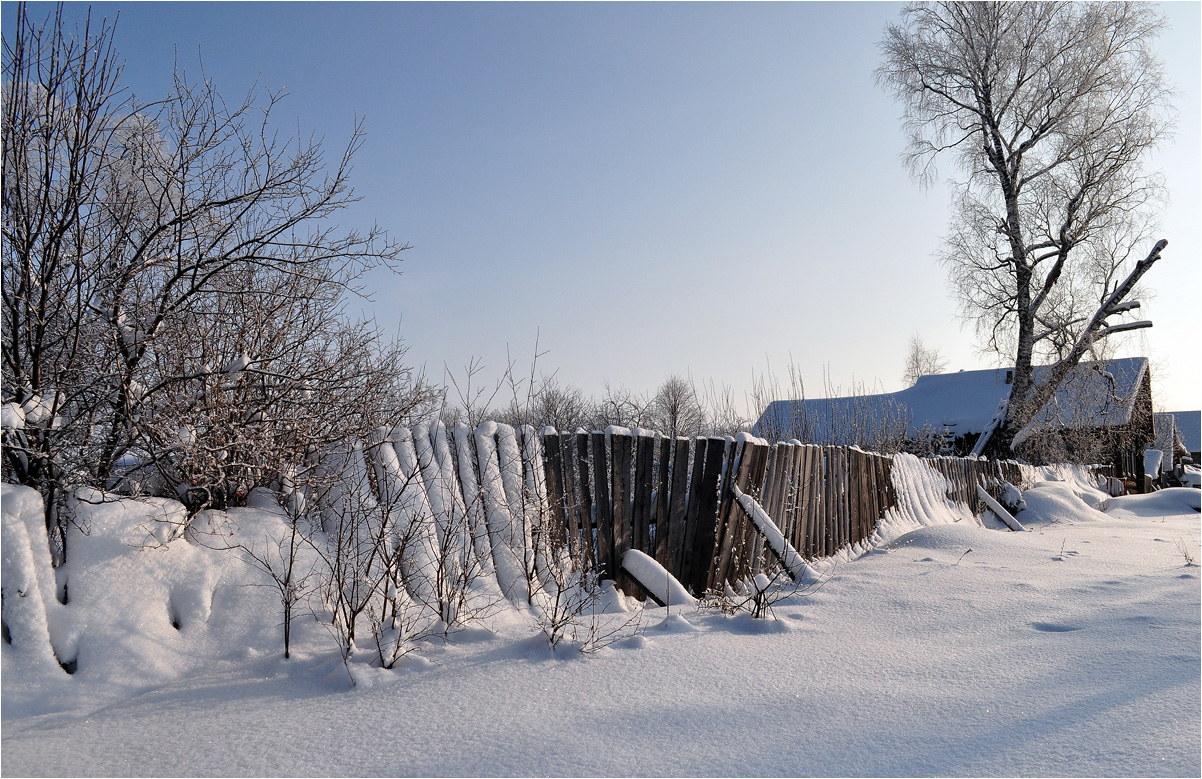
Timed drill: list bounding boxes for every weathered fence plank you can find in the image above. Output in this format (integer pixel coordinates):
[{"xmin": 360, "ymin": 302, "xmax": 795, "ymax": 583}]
[
  {"xmin": 664, "ymin": 437, "xmax": 691, "ymax": 576},
  {"xmin": 690, "ymin": 437, "xmax": 728, "ymax": 595},
  {"xmin": 590, "ymin": 431, "xmax": 613, "ymax": 580},
  {"xmin": 632, "ymin": 433, "xmax": 654, "ymax": 554},
  {"xmin": 680, "ymin": 437, "xmax": 709, "ymax": 592},
  {"xmin": 654, "ymin": 435, "xmax": 673, "ymax": 565},
  {"xmin": 574, "ymin": 431, "xmax": 595, "ymax": 569},
  {"xmin": 611, "ymin": 431, "xmax": 634, "ymax": 593},
  {"xmin": 541, "ymin": 432, "xmax": 572, "ymax": 558}
]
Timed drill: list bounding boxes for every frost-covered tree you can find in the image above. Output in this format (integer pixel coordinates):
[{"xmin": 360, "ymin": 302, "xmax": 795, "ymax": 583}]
[
  {"xmin": 901, "ymin": 335, "xmax": 948, "ymax": 387},
  {"xmin": 3, "ymin": 5, "xmax": 435, "ymax": 539},
  {"xmin": 2, "ymin": 4, "xmax": 125, "ymax": 548},
  {"xmin": 877, "ymin": 2, "xmax": 1174, "ymax": 455}
]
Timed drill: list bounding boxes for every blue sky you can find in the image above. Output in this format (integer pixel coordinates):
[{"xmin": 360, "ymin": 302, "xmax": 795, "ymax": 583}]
[{"xmin": 8, "ymin": 1, "xmax": 1200, "ymax": 413}]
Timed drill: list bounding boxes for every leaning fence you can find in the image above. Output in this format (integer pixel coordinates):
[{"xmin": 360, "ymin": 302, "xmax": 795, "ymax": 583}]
[{"xmin": 336, "ymin": 422, "xmax": 1046, "ymax": 602}]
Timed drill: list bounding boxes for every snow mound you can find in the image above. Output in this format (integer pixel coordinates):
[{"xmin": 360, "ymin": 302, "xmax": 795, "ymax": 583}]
[
  {"xmin": 3, "ymin": 489, "xmax": 295, "ymax": 719},
  {"xmin": 647, "ymin": 613, "xmax": 700, "ymax": 634},
  {"xmin": 1016, "ymin": 481, "xmax": 1108, "ymax": 527},
  {"xmin": 1105, "ymin": 487, "xmax": 1201, "ymax": 518},
  {"xmin": 882, "ymin": 523, "xmax": 1011, "ymax": 557}
]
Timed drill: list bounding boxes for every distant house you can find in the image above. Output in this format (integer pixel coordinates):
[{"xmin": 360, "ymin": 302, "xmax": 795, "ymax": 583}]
[
  {"xmin": 1166, "ymin": 410, "xmax": 1201, "ymax": 464},
  {"xmin": 755, "ymin": 357, "xmax": 1154, "ymax": 479}
]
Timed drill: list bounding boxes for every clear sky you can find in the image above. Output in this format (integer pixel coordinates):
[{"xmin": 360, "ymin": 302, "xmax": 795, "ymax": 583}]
[{"xmin": 7, "ymin": 1, "xmax": 1200, "ymax": 414}]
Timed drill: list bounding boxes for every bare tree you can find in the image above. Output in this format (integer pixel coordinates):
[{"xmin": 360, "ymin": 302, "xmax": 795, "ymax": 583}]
[
  {"xmin": 697, "ymin": 380, "xmax": 749, "ymax": 438},
  {"xmin": 877, "ymin": 2, "xmax": 1174, "ymax": 454},
  {"xmin": 3, "ymin": 5, "xmax": 435, "ymax": 538},
  {"xmin": 2, "ymin": 4, "xmax": 126, "ymax": 553},
  {"xmin": 649, "ymin": 375, "xmax": 706, "ymax": 440},
  {"xmin": 901, "ymin": 335, "xmax": 948, "ymax": 387},
  {"xmin": 590, "ymin": 383, "xmax": 652, "ymax": 431}
]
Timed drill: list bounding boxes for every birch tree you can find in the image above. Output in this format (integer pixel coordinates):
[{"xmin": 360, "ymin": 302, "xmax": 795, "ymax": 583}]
[
  {"xmin": 877, "ymin": 1, "xmax": 1173, "ymax": 454},
  {"xmin": 901, "ymin": 335, "xmax": 948, "ymax": 387}
]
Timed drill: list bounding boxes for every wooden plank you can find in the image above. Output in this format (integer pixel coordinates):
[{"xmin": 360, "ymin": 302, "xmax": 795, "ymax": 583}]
[
  {"xmin": 833, "ymin": 447, "xmax": 845, "ymax": 552},
  {"xmin": 850, "ymin": 448, "xmax": 863, "ymax": 545},
  {"xmin": 794, "ymin": 445, "xmax": 811, "ymax": 557},
  {"xmin": 632, "ymin": 432, "xmax": 655, "ymax": 554},
  {"xmin": 802, "ymin": 447, "xmax": 812, "ymax": 557},
  {"xmin": 866, "ymin": 452, "xmax": 880, "ymax": 539},
  {"xmin": 875, "ymin": 453, "xmax": 887, "ymax": 529},
  {"xmin": 843, "ymin": 447, "xmax": 854, "ymax": 549},
  {"xmin": 801, "ymin": 445, "xmax": 817, "ymax": 558},
  {"xmin": 697, "ymin": 437, "xmax": 732, "ymax": 594},
  {"xmin": 863, "ymin": 451, "xmax": 875, "ymax": 542},
  {"xmin": 590, "ymin": 431, "xmax": 613, "ymax": 580},
  {"xmin": 749, "ymin": 444, "xmax": 781, "ymax": 577},
  {"xmin": 795, "ymin": 445, "xmax": 810, "ymax": 559},
  {"xmin": 778, "ymin": 444, "xmax": 796, "ymax": 552},
  {"xmin": 610, "ymin": 431, "xmax": 634, "ymax": 593},
  {"xmin": 789, "ymin": 445, "xmax": 803, "ymax": 556},
  {"xmin": 824, "ymin": 446, "xmax": 836, "ymax": 557},
  {"xmin": 639, "ymin": 432, "xmax": 658, "ymax": 552},
  {"xmin": 774, "ymin": 444, "xmax": 797, "ymax": 556},
  {"xmin": 680, "ymin": 437, "xmax": 709, "ymax": 592},
  {"xmin": 654, "ymin": 435, "xmax": 673, "ymax": 566},
  {"xmin": 664, "ymin": 436, "xmax": 691, "ymax": 577},
  {"xmin": 739, "ymin": 443, "xmax": 771, "ymax": 580},
  {"xmin": 560, "ymin": 430, "xmax": 583, "ymax": 564},
  {"xmin": 574, "ymin": 431, "xmax": 595, "ymax": 570},
  {"xmin": 749, "ymin": 444, "xmax": 772, "ymax": 573},
  {"xmin": 713, "ymin": 439, "xmax": 756, "ymax": 588},
  {"xmin": 772, "ymin": 444, "xmax": 793, "ymax": 540},
  {"xmin": 875, "ymin": 454, "xmax": 886, "ymax": 519},
  {"xmin": 540, "ymin": 432, "xmax": 574, "ymax": 559},
  {"xmin": 822, "ymin": 447, "xmax": 831, "ymax": 557}
]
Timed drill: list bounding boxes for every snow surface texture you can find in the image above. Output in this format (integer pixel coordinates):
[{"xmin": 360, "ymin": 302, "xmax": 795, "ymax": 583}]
[{"xmin": 3, "ymin": 472, "xmax": 1199, "ymax": 776}]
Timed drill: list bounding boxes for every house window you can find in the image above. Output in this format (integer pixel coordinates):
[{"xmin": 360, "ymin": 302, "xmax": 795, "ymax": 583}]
[{"xmin": 1005, "ymin": 370, "xmax": 1013, "ymax": 385}]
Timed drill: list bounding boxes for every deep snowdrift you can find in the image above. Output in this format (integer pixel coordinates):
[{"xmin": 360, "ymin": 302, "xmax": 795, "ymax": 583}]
[{"xmin": 3, "ymin": 473, "xmax": 1199, "ymax": 777}]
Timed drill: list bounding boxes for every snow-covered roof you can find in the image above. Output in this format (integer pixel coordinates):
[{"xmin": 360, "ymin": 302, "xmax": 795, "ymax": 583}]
[
  {"xmin": 755, "ymin": 357, "xmax": 1149, "ymax": 444},
  {"xmin": 1015, "ymin": 357, "xmax": 1149, "ymax": 442},
  {"xmin": 1169, "ymin": 410, "xmax": 1201, "ymax": 453}
]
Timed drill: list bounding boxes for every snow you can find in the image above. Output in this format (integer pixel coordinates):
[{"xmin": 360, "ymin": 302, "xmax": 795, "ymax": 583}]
[
  {"xmin": 19, "ymin": 394, "xmax": 54, "ymax": 425},
  {"xmin": 1145, "ymin": 448, "xmax": 1164, "ymax": 479},
  {"xmin": 620, "ymin": 549, "xmax": 695, "ymax": 608},
  {"xmin": 473, "ymin": 421, "xmax": 531, "ymax": 606},
  {"xmin": 1, "ymin": 402, "xmax": 25, "ymax": 429},
  {"xmin": 976, "ymin": 484, "xmax": 1024, "ymax": 531},
  {"xmin": 1170, "ymin": 410, "xmax": 1201, "ymax": 455},
  {"xmin": 220, "ymin": 352, "xmax": 252, "ymax": 374},
  {"xmin": 3, "ymin": 474, "xmax": 1199, "ymax": 776}
]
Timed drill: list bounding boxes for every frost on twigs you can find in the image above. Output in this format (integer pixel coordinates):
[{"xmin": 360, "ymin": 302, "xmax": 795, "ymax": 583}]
[{"xmin": 700, "ymin": 565, "xmax": 831, "ymax": 621}]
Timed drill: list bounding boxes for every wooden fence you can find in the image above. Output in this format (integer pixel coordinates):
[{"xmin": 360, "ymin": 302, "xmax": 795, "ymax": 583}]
[
  {"xmin": 538, "ymin": 429, "xmax": 1031, "ymax": 598},
  {"xmin": 354, "ymin": 423, "xmax": 1039, "ymax": 603}
]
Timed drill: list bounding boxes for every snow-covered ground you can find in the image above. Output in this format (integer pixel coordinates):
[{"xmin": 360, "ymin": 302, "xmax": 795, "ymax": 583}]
[{"xmin": 3, "ymin": 476, "xmax": 1199, "ymax": 777}]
